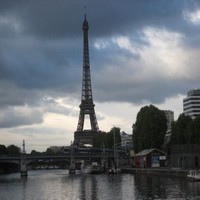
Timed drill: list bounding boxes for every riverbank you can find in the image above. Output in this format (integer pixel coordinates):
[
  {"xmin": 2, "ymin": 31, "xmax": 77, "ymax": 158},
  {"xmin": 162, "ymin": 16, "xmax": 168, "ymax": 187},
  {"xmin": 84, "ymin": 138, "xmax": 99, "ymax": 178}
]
[{"xmin": 121, "ymin": 167, "xmax": 189, "ymax": 178}]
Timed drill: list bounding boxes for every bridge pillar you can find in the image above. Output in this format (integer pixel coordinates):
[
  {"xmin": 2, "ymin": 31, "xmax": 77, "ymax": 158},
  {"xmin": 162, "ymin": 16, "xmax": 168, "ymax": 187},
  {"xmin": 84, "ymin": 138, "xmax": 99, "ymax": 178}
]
[
  {"xmin": 100, "ymin": 150, "xmax": 108, "ymax": 172},
  {"xmin": 20, "ymin": 154, "xmax": 27, "ymax": 176},
  {"xmin": 100, "ymin": 157, "xmax": 107, "ymax": 172},
  {"xmin": 69, "ymin": 143, "xmax": 75, "ymax": 173},
  {"xmin": 69, "ymin": 158, "xmax": 75, "ymax": 173},
  {"xmin": 20, "ymin": 140, "xmax": 27, "ymax": 176}
]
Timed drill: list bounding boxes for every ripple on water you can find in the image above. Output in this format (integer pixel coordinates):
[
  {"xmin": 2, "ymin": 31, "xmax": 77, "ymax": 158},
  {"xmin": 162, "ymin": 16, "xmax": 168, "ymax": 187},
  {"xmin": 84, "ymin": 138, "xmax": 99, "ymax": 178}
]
[{"xmin": 1, "ymin": 170, "xmax": 200, "ymax": 200}]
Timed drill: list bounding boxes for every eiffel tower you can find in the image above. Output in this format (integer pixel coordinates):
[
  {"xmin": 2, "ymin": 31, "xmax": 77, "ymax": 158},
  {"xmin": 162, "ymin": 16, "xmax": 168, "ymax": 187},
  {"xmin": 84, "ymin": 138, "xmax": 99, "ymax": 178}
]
[{"xmin": 74, "ymin": 15, "xmax": 100, "ymax": 147}]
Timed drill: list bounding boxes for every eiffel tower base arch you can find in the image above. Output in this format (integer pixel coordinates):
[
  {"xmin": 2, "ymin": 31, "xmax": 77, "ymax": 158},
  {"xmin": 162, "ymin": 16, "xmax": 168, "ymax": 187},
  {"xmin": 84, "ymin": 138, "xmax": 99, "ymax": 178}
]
[{"xmin": 74, "ymin": 130, "xmax": 101, "ymax": 147}]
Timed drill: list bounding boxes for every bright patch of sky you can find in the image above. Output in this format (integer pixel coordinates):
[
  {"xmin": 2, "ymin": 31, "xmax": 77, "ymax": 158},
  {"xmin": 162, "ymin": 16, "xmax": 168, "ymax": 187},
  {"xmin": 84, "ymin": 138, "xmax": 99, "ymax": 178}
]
[
  {"xmin": 183, "ymin": 9, "xmax": 200, "ymax": 24},
  {"xmin": 141, "ymin": 27, "xmax": 187, "ymax": 78}
]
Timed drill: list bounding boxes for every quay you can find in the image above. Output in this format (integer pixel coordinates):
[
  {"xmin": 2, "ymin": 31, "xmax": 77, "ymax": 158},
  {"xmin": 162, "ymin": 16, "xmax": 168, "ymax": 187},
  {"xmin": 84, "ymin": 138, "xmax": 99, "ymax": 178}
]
[{"xmin": 121, "ymin": 167, "xmax": 189, "ymax": 178}]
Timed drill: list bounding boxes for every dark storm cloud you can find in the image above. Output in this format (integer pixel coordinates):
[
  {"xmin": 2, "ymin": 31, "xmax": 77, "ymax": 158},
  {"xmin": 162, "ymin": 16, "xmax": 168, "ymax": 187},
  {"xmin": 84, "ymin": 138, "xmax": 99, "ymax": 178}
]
[
  {"xmin": 0, "ymin": 0, "xmax": 200, "ymax": 128},
  {"xmin": 0, "ymin": 92, "xmax": 74, "ymax": 128},
  {"xmin": 0, "ymin": 107, "xmax": 43, "ymax": 128},
  {"xmin": 0, "ymin": 81, "xmax": 43, "ymax": 107},
  {"xmin": 0, "ymin": 0, "xmax": 85, "ymax": 39},
  {"xmin": 0, "ymin": 0, "xmax": 193, "ymax": 39},
  {"xmin": 0, "ymin": 37, "xmax": 81, "ymax": 89}
]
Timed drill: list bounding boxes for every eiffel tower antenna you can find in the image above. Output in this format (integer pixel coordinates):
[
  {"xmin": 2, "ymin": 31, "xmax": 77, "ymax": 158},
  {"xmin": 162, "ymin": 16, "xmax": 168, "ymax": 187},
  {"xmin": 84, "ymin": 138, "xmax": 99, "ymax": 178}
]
[{"xmin": 74, "ymin": 15, "xmax": 100, "ymax": 147}]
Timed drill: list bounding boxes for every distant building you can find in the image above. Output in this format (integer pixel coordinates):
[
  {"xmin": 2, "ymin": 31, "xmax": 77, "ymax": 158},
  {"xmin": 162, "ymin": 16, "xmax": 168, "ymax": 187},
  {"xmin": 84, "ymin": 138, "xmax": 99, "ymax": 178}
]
[
  {"xmin": 163, "ymin": 110, "xmax": 174, "ymax": 149},
  {"xmin": 120, "ymin": 131, "xmax": 133, "ymax": 150},
  {"xmin": 164, "ymin": 110, "xmax": 174, "ymax": 132},
  {"xmin": 49, "ymin": 146, "xmax": 65, "ymax": 153},
  {"xmin": 183, "ymin": 89, "xmax": 200, "ymax": 119}
]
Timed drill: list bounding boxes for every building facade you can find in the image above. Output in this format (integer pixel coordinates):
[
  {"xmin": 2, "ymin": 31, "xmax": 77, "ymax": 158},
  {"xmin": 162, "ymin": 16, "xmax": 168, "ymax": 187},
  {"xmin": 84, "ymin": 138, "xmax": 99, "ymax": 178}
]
[
  {"xmin": 163, "ymin": 110, "xmax": 174, "ymax": 149},
  {"xmin": 164, "ymin": 110, "xmax": 174, "ymax": 132},
  {"xmin": 134, "ymin": 148, "xmax": 166, "ymax": 168},
  {"xmin": 183, "ymin": 89, "xmax": 200, "ymax": 119},
  {"xmin": 120, "ymin": 131, "xmax": 133, "ymax": 151},
  {"xmin": 170, "ymin": 144, "xmax": 200, "ymax": 169}
]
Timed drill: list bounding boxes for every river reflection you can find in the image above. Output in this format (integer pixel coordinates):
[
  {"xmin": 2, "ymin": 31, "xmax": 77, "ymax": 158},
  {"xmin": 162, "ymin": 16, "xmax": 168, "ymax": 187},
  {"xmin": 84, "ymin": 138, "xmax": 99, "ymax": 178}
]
[
  {"xmin": 134, "ymin": 174, "xmax": 200, "ymax": 199},
  {"xmin": 79, "ymin": 174, "xmax": 97, "ymax": 200},
  {"xmin": 0, "ymin": 170, "xmax": 200, "ymax": 199}
]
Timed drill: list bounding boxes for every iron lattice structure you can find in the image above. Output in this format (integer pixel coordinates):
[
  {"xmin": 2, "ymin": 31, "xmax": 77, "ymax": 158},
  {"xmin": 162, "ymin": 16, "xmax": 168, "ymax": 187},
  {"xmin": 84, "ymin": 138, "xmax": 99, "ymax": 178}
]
[{"xmin": 74, "ymin": 15, "xmax": 100, "ymax": 146}]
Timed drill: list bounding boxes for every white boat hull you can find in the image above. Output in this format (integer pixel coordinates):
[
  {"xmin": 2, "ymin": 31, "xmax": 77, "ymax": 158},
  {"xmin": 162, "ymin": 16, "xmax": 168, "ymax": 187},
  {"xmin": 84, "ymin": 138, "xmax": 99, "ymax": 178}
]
[
  {"xmin": 81, "ymin": 165, "xmax": 92, "ymax": 174},
  {"xmin": 187, "ymin": 170, "xmax": 200, "ymax": 181}
]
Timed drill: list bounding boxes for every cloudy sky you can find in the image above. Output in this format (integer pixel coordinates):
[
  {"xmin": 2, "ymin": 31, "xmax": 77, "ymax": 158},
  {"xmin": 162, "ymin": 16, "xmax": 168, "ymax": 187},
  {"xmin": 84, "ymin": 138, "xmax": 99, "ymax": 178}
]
[{"xmin": 0, "ymin": 0, "xmax": 200, "ymax": 152}]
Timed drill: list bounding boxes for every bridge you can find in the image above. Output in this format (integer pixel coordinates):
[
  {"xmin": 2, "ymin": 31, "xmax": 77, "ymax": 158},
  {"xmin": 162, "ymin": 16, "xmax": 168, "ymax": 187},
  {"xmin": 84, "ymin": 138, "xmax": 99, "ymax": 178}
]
[{"xmin": 0, "ymin": 147, "xmax": 123, "ymax": 176}]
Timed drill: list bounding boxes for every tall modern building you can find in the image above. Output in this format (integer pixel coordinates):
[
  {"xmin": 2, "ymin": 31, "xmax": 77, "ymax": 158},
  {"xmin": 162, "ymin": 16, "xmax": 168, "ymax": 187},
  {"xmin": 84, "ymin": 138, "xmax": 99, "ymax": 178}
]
[
  {"xmin": 183, "ymin": 89, "xmax": 200, "ymax": 119},
  {"xmin": 74, "ymin": 15, "xmax": 101, "ymax": 147}
]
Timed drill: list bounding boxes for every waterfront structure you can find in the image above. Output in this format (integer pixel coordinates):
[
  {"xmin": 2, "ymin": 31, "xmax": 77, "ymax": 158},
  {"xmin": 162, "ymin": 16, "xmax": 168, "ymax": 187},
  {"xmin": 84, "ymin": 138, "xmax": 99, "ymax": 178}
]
[
  {"xmin": 20, "ymin": 140, "xmax": 27, "ymax": 176},
  {"xmin": 0, "ymin": 147, "xmax": 120, "ymax": 176},
  {"xmin": 170, "ymin": 144, "xmax": 200, "ymax": 169},
  {"xmin": 183, "ymin": 89, "xmax": 200, "ymax": 119},
  {"xmin": 74, "ymin": 15, "xmax": 100, "ymax": 147},
  {"xmin": 134, "ymin": 148, "xmax": 166, "ymax": 168}
]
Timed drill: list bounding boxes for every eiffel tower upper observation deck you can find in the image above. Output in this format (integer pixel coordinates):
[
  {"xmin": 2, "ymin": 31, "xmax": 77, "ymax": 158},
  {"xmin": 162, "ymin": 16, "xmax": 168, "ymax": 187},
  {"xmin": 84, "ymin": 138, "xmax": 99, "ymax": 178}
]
[{"xmin": 74, "ymin": 15, "xmax": 101, "ymax": 147}]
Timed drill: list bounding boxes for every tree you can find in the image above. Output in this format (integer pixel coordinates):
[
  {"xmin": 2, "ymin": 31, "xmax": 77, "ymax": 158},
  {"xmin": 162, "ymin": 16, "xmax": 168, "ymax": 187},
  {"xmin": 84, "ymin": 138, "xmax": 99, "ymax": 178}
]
[
  {"xmin": 92, "ymin": 132, "xmax": 107, "ymax": 148},
  {"xmin": 170, "ymin": 114, "xmax": 192, "ymax": 145},
  {"xmin": 45, "ymin": 147, "xmax": 56, "ymax": 155},
  {"xmin": 92, "ymin": 127, "xmax": 121, "ymax": 149},
  {"xmin": 6, "ymin": 145, "xmax": 20, "ymax": 155},
  {"xmin": 133, "ymin": 105, "xmax": 167, "ymax": 153},
  {"xmin": 170, "ymin": 115, "xmax": 200, "ymax": 145},
  {"xmin": 106, "ymin": 127, "xmax": 121, "ymax": 149},
  {"xmin": 190, "ymin": 117, "xmax": 200, "ymax": 144},
  {"xmin": 31, "ymin": 150, "xmax": 41, "ymax": 156},
  {"xmin": 0, "ymin": 145, "xmax": 7, "ymax": 154}
]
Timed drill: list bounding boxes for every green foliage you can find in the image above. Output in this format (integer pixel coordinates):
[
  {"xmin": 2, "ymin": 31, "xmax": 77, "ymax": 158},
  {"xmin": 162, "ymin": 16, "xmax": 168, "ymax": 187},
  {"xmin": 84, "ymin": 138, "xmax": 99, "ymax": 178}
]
[
  {"xmin": 0, "ymin": 144, "xmax": 20, "ymax": 155},
  {"xmin": 106, "ymin": 127, "xmax": 121, "ymax": 149},
  {"xmin": 190, "ymin": 117, "xmax": 200, "ymax": 144},
  {"xmin": 170, "ymin": 115, "xmax": 200, "ymax": 145},
  {"xmin": 93, "ymin": 127, "xmax": 121, "ymax": 149},
  {"xmin": 92, "ymin": 132, "xmax": 107, "ymax": 148},
  {"xmin": 45, "ymin": 148, "xmax": 56, "ymax": 155},
  {"xmin": 133, "ymin": 105, "xmax": 167, "ymax": 153},
  {"xmin": 31, "ymin": 150, "xmax": 42, "ymax": 155},
  {"xmin": 0, "ymin": 145, "xmax": 7, "ymax": 154},
  {"xmin": 6, "ymin": 145, "xmax": 20, "ymax": 155}
]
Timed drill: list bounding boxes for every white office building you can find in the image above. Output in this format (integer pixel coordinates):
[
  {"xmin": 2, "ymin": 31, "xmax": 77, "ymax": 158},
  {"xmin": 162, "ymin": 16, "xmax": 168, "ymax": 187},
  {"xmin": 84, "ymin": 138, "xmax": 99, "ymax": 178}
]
[{"xmin": 183, "ymin": 89, "xmax": 200, "ymax": 119}]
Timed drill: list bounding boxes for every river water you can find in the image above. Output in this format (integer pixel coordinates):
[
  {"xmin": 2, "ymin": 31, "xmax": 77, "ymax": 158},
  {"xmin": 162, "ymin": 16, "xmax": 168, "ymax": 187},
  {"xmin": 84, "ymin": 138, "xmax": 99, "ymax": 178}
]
[{"xmin": 0, "ymin": 170, "xmax": 200, "ymax": 200}]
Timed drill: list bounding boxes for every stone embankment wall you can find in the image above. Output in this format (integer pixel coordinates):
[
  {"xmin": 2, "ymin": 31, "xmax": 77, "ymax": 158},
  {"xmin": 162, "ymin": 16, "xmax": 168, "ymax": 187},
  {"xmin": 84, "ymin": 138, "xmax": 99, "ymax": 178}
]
[{"xmin": 122, "ymin": 168, "xmax": 189, "ymax": 178}]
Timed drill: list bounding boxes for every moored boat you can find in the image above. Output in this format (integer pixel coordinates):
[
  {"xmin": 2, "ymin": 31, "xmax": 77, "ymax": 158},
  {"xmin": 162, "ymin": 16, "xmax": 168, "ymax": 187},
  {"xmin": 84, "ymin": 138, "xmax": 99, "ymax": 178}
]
[
  {"xmin": 81, "ymin": 162, "xmax": 102, "ymax": 174},
  {"xmin": 187, "ymin": 170, "xmax": 200, "ymax": 181},
  {"xmin": 107, "ymin": 167, "xmax": 121, "ymax": 174},
  {"xmin": 67, "ymin": 168, "xmax": 82, "ymax": 174},
  {"xmin": 81, "ymin": 163, "xmax": 92, "ymax": 174}
]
